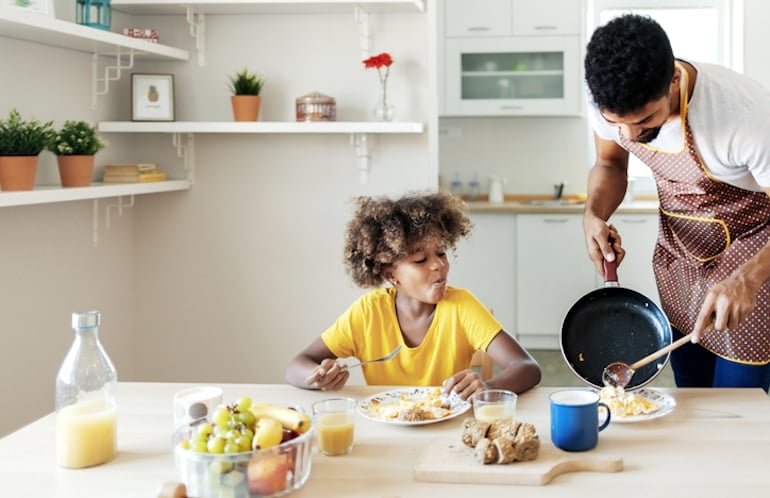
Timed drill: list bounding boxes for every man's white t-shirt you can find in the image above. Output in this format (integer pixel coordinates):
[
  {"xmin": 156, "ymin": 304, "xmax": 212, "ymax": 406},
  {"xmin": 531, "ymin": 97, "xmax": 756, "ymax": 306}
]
[{"xmin": 588, "ymin": 61, "xmax": 770, "ymax": 192}]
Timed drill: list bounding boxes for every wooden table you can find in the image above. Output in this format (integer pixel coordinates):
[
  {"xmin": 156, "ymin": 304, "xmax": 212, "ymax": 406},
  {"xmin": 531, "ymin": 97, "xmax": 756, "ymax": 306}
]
[{"xmin": 2, "ymin": 383, "xmax": 769, "ymax": 497}]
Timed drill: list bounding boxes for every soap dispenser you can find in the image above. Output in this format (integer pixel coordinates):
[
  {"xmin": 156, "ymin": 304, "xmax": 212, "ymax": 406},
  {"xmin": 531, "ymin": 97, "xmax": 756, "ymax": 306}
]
[{"xmin": 488, "ymin": 175, "xmax": 507, "ymax": 203}]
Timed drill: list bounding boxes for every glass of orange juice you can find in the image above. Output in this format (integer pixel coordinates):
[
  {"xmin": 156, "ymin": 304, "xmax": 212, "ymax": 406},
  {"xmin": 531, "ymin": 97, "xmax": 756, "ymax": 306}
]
[
  {"xmin": 472, "ymin": 389, "xmax": 517, "ymax": 423},
  {"xmin": 311, "ymin": 397, "xmax": 356, "ymax": 456}
]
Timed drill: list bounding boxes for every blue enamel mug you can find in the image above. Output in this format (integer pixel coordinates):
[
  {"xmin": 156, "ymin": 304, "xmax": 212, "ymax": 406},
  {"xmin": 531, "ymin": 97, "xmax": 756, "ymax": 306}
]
[{"xmin": 550, "ymin": 389, "xmax": 611, "ymax": 452}]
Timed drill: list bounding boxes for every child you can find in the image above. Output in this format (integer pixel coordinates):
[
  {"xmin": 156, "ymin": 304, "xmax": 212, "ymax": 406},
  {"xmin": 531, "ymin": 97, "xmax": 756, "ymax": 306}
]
[{"xmin": 285, "ymin": 191, "xmax": 541, "ymax": 399}]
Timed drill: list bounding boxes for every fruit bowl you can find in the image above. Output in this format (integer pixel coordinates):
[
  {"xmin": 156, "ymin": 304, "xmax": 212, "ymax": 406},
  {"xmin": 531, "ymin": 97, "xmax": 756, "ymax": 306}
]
[{"xmin": 172, "ymin": 421, "xmax": 314, "ymax": 498}]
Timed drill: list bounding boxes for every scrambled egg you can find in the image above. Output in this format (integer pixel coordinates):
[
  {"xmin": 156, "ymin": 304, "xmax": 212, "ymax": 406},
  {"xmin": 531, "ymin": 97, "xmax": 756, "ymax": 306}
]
[
  {"xmin": 599, "ymin": 386, "xmax": 659, "ymax": 417},
  {"xmin": 372, "ymin": 388, "xmax": 452, "ymax": 422}
]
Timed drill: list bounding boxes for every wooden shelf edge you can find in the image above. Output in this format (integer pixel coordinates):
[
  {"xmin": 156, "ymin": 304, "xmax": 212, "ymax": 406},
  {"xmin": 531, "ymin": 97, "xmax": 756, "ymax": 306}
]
[
  {"xmin": 0, "ymin": 180, "xmax": 191, "ymax": 207},
  {"xmin": 110, "ymin": 0, "xmax": 425, "ymax": 15}
]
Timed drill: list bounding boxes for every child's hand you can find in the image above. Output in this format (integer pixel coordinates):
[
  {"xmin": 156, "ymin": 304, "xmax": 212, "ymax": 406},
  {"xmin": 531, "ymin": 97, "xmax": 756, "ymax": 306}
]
[
  {"xmin": 304, "ymin": 358, "xmax": 350, "ymax": 391},
  {"xmin": 442, "ymin": 369, "xmax": 487, "ymax": 401}
]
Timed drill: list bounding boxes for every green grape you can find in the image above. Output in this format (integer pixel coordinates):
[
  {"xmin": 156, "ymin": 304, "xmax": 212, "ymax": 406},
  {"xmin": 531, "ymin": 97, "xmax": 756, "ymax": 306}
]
[
  {"xmin": 241, "ymin": 428, "xmax": 254, "ymax": 442},
  {"xmin": 236, "ymin": 435, "xmax": 252, "ymax": 452},
  {"xmin": 238, "ymin": 410, "xmax": 256, "ymax": 427},
  {"xmin": 224, "ymin": 441, "xmax": 241, "ymax": 453},
  {"xmin": 213, "ymin": 407, "xmax": 232, "ymax": 427},
  {"xmin": 207, "ymin": 436, "xmax": 226, "ymax": 454},
  {"xmin": 191, "ymin": 440, "xmax": 208, "ymax": 453},
  {"xmin": 197, "ymin": 422, "xmax": 213, "ymax": 438},
  {"xmin": 178, "ymin": 439, "xmax": 191, "ymax": 450},
  {"xmin": 236, "ymin": 396, "xmax": 252, "ymax": 413}
]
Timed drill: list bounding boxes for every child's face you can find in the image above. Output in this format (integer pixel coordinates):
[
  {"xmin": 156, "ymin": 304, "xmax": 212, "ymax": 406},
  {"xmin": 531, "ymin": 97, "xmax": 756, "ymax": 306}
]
[{"xmin": 388, "ymin": 241, "xmax": 449, "ymax": 304}]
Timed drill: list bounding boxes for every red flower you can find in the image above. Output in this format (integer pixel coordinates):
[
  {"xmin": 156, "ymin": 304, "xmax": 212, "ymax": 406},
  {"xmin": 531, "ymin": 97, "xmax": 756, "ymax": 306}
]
[{"xmin": 362, "ymin": 52, "xmax": 394, "ymax": 69}]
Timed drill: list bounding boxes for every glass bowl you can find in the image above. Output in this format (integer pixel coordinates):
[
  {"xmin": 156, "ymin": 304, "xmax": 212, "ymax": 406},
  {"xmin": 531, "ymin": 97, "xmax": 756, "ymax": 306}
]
[{"xmin": 172, "ymin": 422, "xmax": 314, "ymax": 498}]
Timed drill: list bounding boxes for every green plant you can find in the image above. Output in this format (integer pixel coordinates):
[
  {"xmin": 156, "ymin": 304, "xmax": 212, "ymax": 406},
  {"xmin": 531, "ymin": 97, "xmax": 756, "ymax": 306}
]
[
  {"xmin": 47, "ymin": 120, "xmax": 107, "ymax": 156},
  {"xmin": 0, "ymin": 108, "xmax": 54, "ymax": 156},
  {"xmin": 228, "ymin": 68, "xmax": 265, "ymax": 96}
]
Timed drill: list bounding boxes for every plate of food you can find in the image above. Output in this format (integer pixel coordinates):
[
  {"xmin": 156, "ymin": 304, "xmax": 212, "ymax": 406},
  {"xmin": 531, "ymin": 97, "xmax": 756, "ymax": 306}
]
[
  {"xmin": 598, "ymin": 386, "xmax": 676, "ymax": 423},
  {"xmin": 357, "ymin": 387, "xmax": 471, "ymax": 426}
]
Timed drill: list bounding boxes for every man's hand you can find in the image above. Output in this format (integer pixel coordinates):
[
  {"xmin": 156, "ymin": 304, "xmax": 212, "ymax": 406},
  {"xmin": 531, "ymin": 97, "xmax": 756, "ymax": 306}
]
[
  {"xmin": 692, "ymin": 274, "xmax": 759, "ymax": 342},
  {"xmin": 583, "ymin": 213, "xmax": 625, "ymax": 275}
]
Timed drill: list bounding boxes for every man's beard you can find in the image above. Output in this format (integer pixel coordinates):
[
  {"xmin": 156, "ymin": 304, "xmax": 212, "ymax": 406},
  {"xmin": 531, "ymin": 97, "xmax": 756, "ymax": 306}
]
[{"xmin": 633, "ymin": 126, "xmax": 662, "ymax": 143}]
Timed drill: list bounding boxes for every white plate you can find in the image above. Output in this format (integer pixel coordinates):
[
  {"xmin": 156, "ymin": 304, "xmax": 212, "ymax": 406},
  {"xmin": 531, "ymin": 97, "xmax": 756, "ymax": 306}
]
[
  {"xmin": 357, "ymin": 387, "xmax": 471, "ymax": 426},
  {"xmin": 610, "ymin": 388, "xmax": 676, "ymax": 423}
]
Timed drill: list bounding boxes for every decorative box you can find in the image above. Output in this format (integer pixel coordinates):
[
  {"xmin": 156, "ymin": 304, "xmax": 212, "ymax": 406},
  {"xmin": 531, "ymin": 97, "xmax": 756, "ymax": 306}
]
[{"xmin": 295, "ymin": 92, "xmax": 336, "ymax": 122}]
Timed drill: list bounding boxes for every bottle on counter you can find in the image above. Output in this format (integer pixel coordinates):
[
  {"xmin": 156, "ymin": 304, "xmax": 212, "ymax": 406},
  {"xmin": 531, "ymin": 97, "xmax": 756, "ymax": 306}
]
[
  {"xmin": 467, "ymin": 173, "xmax": 481, "ymax": 201},
  {"xmin": 55, "ymin": 310, "xmax": 118, "ymax": 469},
  {"xmin": 450, "ymin": 172, "xmax": 464, "ymax": 198}
]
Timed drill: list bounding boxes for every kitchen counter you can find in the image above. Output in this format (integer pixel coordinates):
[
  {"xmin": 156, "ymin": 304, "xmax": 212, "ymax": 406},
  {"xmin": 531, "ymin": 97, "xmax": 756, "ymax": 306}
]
[
  {"xmin": 2, "ymin": 382, "xmax": 770, "ymax": 497},
  {"xmin": 466, "ymin": 200, "xmax": 660, "ymax": 214}
]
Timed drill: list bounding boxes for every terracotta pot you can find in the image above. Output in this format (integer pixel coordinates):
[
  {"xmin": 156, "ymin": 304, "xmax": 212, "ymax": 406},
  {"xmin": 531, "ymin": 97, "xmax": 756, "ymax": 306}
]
[
  {"xmin": 57, "ymin": 155, "xmax": 95, "ymax": 187},
  {"xmin": 0, "ymin": 155, "xmax": 39, "ymax": 191},
  {"xmin": 231, "ymin": 95, "xmax": 261, "ymax": 122}
]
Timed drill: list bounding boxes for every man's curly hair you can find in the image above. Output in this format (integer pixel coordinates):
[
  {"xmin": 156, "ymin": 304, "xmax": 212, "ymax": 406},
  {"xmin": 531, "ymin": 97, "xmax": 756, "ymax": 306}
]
[
  {"xmin": 585, "ymin": 14, "xmax": 674, "ymax": 115},
  {"xmin": 343, "ymin": 191, "xmax": 472, "ymax": 288}
]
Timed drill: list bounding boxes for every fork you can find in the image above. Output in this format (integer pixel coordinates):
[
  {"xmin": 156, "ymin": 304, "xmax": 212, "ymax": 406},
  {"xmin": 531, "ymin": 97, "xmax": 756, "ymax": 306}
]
[{"xmin": 342, "ymin": 345, "xmax": 403, "ymax": 370}]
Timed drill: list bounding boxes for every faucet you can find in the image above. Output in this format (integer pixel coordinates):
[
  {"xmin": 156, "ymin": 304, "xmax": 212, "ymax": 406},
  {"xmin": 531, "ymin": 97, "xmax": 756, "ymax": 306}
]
[{"xmin": 553, "ymin": 181, "xmax": 566, "ymax": 200}]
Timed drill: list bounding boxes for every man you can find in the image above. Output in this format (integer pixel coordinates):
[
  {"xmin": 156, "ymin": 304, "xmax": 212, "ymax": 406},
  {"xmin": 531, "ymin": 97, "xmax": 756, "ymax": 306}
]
[{"xmin": 583, "ymin": 14, "xmax": 770, "ymax": 390}]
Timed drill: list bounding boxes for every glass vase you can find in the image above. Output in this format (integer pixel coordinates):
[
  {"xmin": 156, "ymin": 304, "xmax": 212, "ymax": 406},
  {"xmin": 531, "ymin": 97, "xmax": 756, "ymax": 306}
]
[{"xmin": 373, "ymin": 84, "xmax": 395, "ymax": 122}]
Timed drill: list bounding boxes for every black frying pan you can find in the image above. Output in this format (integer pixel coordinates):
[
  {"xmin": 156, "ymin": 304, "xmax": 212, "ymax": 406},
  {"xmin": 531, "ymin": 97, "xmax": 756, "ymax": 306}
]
[{"xmin": 560, "ymin": 259, "xmax": 673, "ymax": 390}]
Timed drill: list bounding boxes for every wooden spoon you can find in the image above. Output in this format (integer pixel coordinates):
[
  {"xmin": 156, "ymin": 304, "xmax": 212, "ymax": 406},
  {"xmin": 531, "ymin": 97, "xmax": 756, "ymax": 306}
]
[{"xmin": 602, "ymin": 332, "xmax": 694, "ymax": 388}]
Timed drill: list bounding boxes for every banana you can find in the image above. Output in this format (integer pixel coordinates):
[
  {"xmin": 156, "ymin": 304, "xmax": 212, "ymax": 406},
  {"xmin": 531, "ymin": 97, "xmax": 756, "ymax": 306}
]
[
  {"xmin": 248, "ymin": 404, "xmax": 312, "ymax": 434},
  {"xmin": 252, "ymin": 416, "xmax": 283, "ymax": 451}
]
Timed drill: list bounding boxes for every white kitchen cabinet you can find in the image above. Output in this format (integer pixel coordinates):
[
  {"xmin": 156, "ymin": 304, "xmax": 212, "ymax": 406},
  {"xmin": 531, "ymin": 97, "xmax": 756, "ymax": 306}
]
[
  {"xmin": 450, "ymin": 213, "xmax": 516, "ymax": 337},
  {"xmin": 511, "ymin": 0, "xmax": 581, "ymax": 36},
  {"xmin": 444, "ymin": 0, "xmax": 511, "ymax": 37},
  {"xmin": 608, "ymin": 213, "xmax": 660, "ymax": 304},
  {"xmin": 515, "ymin": 213, "xmax": 596, "ymax": 349},
  {"xmin": 440, "ymin": 0, "xmax": 584, "ymax": 116}
]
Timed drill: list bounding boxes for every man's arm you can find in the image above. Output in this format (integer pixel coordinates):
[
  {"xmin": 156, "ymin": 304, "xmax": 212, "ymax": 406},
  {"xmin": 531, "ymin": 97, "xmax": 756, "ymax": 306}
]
[{"xmin": 583, "ymin": 133, "xmax": 631, "ymax": 275}]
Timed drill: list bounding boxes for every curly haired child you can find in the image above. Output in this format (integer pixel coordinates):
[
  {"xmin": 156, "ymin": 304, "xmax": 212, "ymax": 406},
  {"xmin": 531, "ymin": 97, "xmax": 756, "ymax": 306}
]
[{"xmin": 285, "ymin": 191, "xmax": 541, "ymax": 399}]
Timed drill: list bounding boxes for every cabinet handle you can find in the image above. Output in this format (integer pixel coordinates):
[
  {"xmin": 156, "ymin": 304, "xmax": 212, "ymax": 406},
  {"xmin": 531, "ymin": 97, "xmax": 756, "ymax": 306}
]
[
  {"xmin": 500, "ymin": 105, "xmax": 524, "ymax": 110},
  {"xmin": 542, "ymin": 218, "xmax": 568, "ymax": 224},
  {"xmin": 618, "ymin": 218, "xmax": 648, "ymax": 224},
  {"xmin": 466, "ymin": 26, "xmax": 491, "ymax": 32},
  {"xmin": 533, "ymin": 25, "xmax": 558, "ymax": 31}
]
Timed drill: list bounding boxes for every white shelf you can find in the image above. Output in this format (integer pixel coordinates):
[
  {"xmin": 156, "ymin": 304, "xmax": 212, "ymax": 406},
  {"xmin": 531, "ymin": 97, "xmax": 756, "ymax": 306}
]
[
  {"xmin": 0, "ymin": 180, "xmax": 191, "ymax": 208},
  {"xmin": 0, "ymin": 7, "xmax": 189, "ymax": 60},
  {"xmin": 110, "ymin": 0, "xmax": 425, "ymax": 15},
  {"xmin": 98, "ymin": 121, "xmax": 425, "ymax": 134}
]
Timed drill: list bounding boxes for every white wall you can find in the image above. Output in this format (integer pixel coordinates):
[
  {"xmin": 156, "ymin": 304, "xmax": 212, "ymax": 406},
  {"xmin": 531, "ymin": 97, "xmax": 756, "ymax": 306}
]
[{"xmin": 0, "ymin": 2, "xmax": 436, "ymax": 436}]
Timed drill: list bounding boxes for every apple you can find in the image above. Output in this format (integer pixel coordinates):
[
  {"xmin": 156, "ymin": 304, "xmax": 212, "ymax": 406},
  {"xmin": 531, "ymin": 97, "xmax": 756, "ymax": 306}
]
[{"xmin": 247, "ymin": 453, "xmax": 289, "ymax": 496}]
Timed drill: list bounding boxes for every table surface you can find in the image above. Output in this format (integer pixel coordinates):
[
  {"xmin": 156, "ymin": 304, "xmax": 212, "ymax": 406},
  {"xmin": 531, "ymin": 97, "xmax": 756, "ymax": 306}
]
[{"xmin": 2, "ymin": 382, "xmax": 769, "ymax": 497}]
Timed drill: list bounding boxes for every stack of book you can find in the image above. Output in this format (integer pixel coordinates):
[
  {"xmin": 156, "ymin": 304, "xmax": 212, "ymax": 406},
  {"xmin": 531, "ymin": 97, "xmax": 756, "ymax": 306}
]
[{"xmin": 102, "ymin": 163, "xmax": 167, "ymax": 183}]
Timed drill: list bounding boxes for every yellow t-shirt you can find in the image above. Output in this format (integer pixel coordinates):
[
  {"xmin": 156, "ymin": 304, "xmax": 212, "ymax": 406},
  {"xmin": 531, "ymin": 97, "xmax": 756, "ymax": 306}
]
[{"xmin": 321, "ymin": 286, "xmax": 503, "ymax": 386}]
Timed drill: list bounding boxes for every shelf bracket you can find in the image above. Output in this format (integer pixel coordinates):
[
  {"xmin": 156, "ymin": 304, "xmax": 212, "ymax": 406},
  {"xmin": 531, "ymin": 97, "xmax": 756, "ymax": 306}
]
[
  {"xmin": 186, "ymin": 7, "xmax": 206, "ymax": 66},
  {"xmin": 354, "ymin": 5, "xmax": 370, "ymax": 60},
  {"xmin": 106, "ymin": 195, "xmax": 135, "ymax": 230},
  {"xmin": 92, "ymin": 48, "xmax": 135, "ymax": 109},
  {"xmin": 351, "ymin": 133, "xmax": 374, "ymax": 184},
  {"xmin": 172, "ymin": 132, "xmax": 195, "ymax": 184}
]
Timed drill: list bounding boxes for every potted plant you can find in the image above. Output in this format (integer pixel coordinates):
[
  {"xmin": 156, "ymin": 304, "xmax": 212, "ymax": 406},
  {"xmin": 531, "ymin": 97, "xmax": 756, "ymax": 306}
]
[
  {"xmin": 47, "ymin": 120, "xmax": 107, "ymax": 187},
  {"xmin": 0, "ymin": 108, "xmax": 54, "ymax": 191},
  {"xmin": 228, "ymin": 68, "xmax": 265, "ymax": 122}
]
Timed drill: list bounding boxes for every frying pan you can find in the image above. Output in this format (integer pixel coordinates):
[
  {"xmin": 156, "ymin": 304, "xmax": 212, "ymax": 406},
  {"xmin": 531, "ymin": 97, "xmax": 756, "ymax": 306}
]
[{"xmin": 560, "ymin": 259, "xmax": 673, "ymax": 390}]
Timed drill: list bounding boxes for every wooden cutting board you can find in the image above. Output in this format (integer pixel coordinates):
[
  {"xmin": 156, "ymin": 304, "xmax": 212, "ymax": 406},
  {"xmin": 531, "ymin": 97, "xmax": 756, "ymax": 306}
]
[{"xmin": 414, "ymin": 439, "xmax": 623, "ymax": 486}]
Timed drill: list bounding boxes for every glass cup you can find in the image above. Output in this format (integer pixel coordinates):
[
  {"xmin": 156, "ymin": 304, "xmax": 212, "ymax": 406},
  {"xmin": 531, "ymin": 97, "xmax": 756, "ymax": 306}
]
[
  {"xmin": 311, "ymin": 397, "xmax": 356, "ymax": 456},
  {"xmin": 471, "ymin": 389, "xmax": 517, "ymax": 422}
]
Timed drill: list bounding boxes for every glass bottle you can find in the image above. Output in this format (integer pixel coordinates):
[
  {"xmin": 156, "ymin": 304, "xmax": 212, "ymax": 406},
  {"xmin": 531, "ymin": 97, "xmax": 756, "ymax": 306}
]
[{"xmin": 55, "ymin": 310, "xmax": 118, "ymax": 468}]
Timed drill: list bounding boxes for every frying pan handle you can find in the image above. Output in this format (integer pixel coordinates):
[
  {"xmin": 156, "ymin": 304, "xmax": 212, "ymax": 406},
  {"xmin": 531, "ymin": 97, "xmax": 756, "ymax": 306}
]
[{"xmin": 603, "ymin": 258, "xmax": 619, "ymax": 288}]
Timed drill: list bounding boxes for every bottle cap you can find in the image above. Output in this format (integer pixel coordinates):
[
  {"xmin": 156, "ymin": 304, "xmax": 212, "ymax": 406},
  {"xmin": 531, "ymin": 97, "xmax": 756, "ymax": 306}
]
[{"xmin": 72, "ymin": 310, "xmax": 101, "ymax": 329}]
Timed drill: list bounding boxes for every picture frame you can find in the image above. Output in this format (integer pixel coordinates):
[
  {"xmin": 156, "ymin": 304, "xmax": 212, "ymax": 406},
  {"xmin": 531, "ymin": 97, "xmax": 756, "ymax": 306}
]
[
  {"xmin": 131, "ymin": 73, "xmax": 175, "ymax": 122},
  {"xmin": 0, "ymin": 0, "xmax": 55, "ymax": 16}
]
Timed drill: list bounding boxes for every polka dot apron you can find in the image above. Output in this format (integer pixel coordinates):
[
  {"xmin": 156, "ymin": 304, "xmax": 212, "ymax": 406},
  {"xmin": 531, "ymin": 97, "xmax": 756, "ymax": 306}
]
[{"xmin": 618, "ymin": 63, "xmax": 770, "ymax": 364}]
